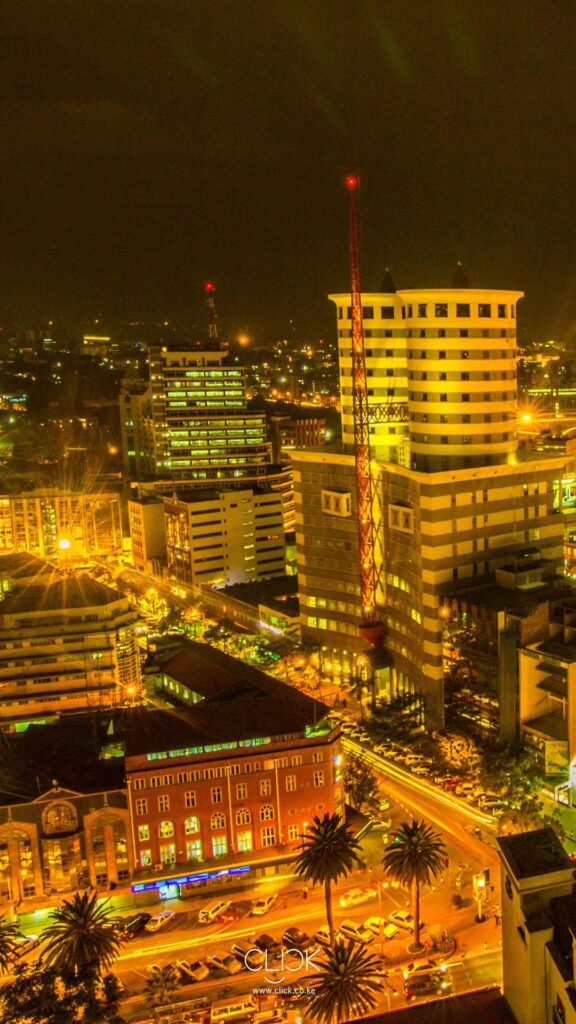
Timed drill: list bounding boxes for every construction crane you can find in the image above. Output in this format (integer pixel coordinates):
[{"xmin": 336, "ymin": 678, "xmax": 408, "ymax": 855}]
[
  {"xmin": 346, "ymin": 174, "xmax": 385, "ymax": 647},
  {"xmin": 203, "ymin": 280, "xmax": 219, "ymax": 344}
]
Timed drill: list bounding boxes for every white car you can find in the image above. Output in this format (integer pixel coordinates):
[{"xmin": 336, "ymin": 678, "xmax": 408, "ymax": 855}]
[
  {"xmin": 403, "ymin": 957, "xmax": 446, "ymax": 979},
  {"xmin": 364, "ymin": 916, "xmax": 399, "ymax": 940},
  {"xmin": 338, "ymin": 919, "xmax": 374, "ymax": 945},
  {"xmin": 144, "ymin": 910, "xmax": 175, "ymax": 932},
  {"xmin": 314, "ymin": 925, "xmax": 332, "ymax": 947},
  {"xmin": 339, "ymin": 886, "xmax": 377, "ymax": 909},
  {"xmin": 251, "ymin": 894, "xmax": 278, "ymax": 916},
  {"xmin": 388, "ymin": 910, "xmax": 421, "ymax": 933}
]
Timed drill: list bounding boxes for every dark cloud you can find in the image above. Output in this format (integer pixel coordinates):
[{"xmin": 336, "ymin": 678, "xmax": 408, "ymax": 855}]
[{"xmin": 0, "ymin": 0, "xmax": 575, "ymax": 340}]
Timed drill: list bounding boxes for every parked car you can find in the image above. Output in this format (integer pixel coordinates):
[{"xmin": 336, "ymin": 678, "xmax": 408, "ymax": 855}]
[
  {"xmin": 144, "ymin": 910, "xmax": 175, "ymax": 932},
  {"xmin": 411, "ymin": 764, "xmax": 431, "ymax": 776},
  {"xmin": 339, "ymin": 886, "xmax": 377, "ymax": 909},
  {"xmin": 207, "ymin": 953, "xmax": 244, "ymax": 976},
  {"xmin": 120, "ymin": 912, "xmax": 151, "ymax": 939},
  {"xmin": 282, "ymin": 927, "xmax": 315, "ymax": 952},
  {"xmin": 388, "ymin": 910, "xmax": 422, "ymax": 933},
  {"xmin": 443, "ymin": 778, "xmax": 459, "ymax": 790},
  {"xmin": 251, "ymin": 894, "xmax": 278, "ymax": 916},
  {"xmin": 198, "ymin": 900, "xmax": 231, "ymax": 924},
  {"xmin": 230, "ymin": 942, "xmax": 265, "ymax": 970},
  {"xmin": 12, "ymin": 932, "xmax": 39, "ymax": 957},
  {"xmin": 378, "ymin": 796, "xmax": 392, "ymax": 811},
  {"xmin": 404, "ymin": 754, "xmax": 432, "ymax": 767},
  {"xmin": 314, "ymin": 925, "xmax": 331, "ymax": 947},
  {"xmin": 404, "ymin": 973, "xmax": 445, "ymax": 1001},
  {"xmin": 176, "ymin": 958, "xmax": 210, "ymax": 982},
  {"xmin": 403, "ymin": 957, "xmax": 445, "ymax": 979},
  {"xmin": 254, "ymin": 933, "xmax": 282, "ymax": 958},
  {"xmin": 370, "ymin": 815, "xmax": 393, "ymax": 830},
  {"xmin": 220, "ymin": 900, "xmax": 252, "ymax": 922},
  {"xmin": 364, "ymin": 916, "xmax": 398, "ymax": 940},
  {"xmin": 338, "ymin": 919, "xmax": 374, "ymax": 945}
]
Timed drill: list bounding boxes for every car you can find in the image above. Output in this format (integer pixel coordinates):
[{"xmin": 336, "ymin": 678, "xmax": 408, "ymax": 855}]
[
  {"xmin": 338, "ymin": 919, "xmax": 374, "ymax": 945},
  {"xmin": 176, "ymin": 958, "xmax": 210, "ymax": 982},
  {"xmin": 370, "ymin": 815, "xmax": 393, "ymax": 830},
  {"xmin": 314, "ymin": 925, "xmax": 332, "ymax": 947},
  {"xmin": 388, "ymin": 910, "xmax": 422, "ymax": 933},
  {"xmin": 254, "ymin": 932, "xmax": 282, "ymax": 958},
  {"xmin": 251, "ymin": 894, "xmax": 278, "ymax": 916},
  {"xmin": 144, "ymin": 909, "xmax": 176, "ymax": 932},
  {"xmin": 12, "ymin": 932, "xmax": 39, "ymax": 957},
  {"xmin": 119, "ymin": 912, "xmax": 152, "ymax": 939},
  {"xmin": 378, "ymin": 797, "xmax": 392, "ymax": 811},
  {"xmin": 282, "ymin": 927, "xmax": 315, "ymax": 952},
  {"xmin": 220, "ymin": 900, "xmax": 252, "ymax": 922},
  {"xmin": 443, "ymin": 778, "xmax": 459, "ymax": 790},
  {"xmin": 404, "ymin": 973, "xmax": 445, "ymax": 1001},
  {"xmin": 198, "ymin": 899, "xmax": 231, "ymax": 924},
  {"xmin": 403, "ymin": 957, "xmax": 446, "ymax": 979},
  {"xmin": 230, "ymin": 942, "xmax": 265, "ymax": 969},
  {"xmin": 364, "ymin": 916, "xmax": 399, "ymax": 940},
  {"xmin": 207, "ymin": 953, "xmax": 244, "ymax": 976},
  {"xmin": 404, "ymin": 754, "xmax": 432, "ymax": 767},
  {"xmin": 411, "ymin": 764, "xmax": 431, "ymax": 776},
  {"xmin": 339, "ymin": 886, "xmax": 377, "ymax": 909}
]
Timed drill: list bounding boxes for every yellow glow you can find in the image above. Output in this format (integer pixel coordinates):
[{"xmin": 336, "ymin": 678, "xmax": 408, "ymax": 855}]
[
  {"xmin": 237, "ymin": 334, "xmax": 250, "ymax": 347},
  {"xmin": 58, "ymin": 538, "xmax": 71, "ymax": 551}
]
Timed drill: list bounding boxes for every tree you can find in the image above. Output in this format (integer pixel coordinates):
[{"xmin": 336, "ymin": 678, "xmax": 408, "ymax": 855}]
[
  {"xmin": 306, "ymin": 939, "xmax": 382, "ymax": 1024},
  {"xmin": 0, "ymin": 915, "xmax": 19, "ymax": 973},
  {"xmin": 40, "ymin": 891, "xmax": 124, "ymax": 977},
  {"xmin": 0, "ymin": 962, "xmax": 125, "ymax": 1024},
  {"xmin": 294, "ymin": 813, "xmax": 361, "ymax": 947},
  {"xmin": 382, "ymin": 819, "xmax": 446, "ymax": 952},
  {"xmin": 344, "ymin": 753, "xmax": 378, "ymax": 812},
  {"xmin": 144, "ymin": 965, "xmax": 181, "ymax": 1008}
]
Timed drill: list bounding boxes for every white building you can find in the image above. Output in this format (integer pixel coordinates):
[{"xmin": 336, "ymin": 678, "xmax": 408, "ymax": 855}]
[
  {"xmin": 163, "ymin": 488, "xmax": 286, "ymax": 590},
  {"xmin": 497, "ymin": 828, "xmax": 576, "ymax": 1024}
]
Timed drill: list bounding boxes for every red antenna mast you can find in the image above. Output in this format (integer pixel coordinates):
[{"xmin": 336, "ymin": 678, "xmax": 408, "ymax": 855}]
[
  {"xmin": 203, "ymin": 281, "xmax": 219, "ymax": 344},
  {"xmin": 346, "ymin": 174, "xmax": 384, "ymax": 647}
]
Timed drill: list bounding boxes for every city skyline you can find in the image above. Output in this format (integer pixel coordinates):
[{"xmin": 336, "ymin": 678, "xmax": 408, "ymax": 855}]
[{"xmin": 0, "ymin": 1, "xmax": 576, "ymax": 344}]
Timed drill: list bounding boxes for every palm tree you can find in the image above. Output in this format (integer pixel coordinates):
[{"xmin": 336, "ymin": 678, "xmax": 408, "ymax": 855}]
[
  {"xmin": 0, "ymin": 914, "xmax": 19, "ymax": 973},
  {"xmin": 306, "ymin": 939, "xmax": 382, "ymax": 1023},
  {"xmin": 144, "ymin": 964, "xmax": 180, "ymax": 1008},
  {"xmin": 294, "ymin": 813, "xmax": 361, "ymax": 946},
  {"xmin": 382, "ymin": 819, "xmax": 446, "ymax": 951},
  {"xmin": 40, "ymin": 890, "xmax": 124, "ymax": 976}
]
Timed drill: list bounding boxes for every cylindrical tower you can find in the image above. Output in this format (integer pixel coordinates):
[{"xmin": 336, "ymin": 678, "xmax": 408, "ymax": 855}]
[{"xmin": 401, "ymin": 287, "xmax": 523, "ymax": 471}]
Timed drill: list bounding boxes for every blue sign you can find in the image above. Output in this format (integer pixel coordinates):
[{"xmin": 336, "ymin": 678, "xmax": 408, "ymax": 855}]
[{"xmin": 132, "ymin": 863, "xmax": 251, "ymax": 893}]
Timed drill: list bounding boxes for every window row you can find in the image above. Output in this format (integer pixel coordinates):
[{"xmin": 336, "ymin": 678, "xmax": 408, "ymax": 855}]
[
  {"xmin": 409, "ymin": 392, "xmax": 514, "ymax": 403},
  {"xmin": 338, "ymin": 303, "xmax": 514, "ymax": 320},
  {"xmin": 131, "ymin": 756, "xmax": 309, "ymax": 790},
  {"xmin": 139, "ymin": 824, "xmax": 295, "ymax": 866},
  {"xmin": 135, "ymin": 804, "xmax": 280, "ymax": 830}
]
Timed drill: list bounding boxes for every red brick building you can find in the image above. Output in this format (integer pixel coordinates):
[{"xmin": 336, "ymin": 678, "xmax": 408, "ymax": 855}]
[{"xmin": 121, "ymin": 641, "xmax": 343, "ymax": 897}]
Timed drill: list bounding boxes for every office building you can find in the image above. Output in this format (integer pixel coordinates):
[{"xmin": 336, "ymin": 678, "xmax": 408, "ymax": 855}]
[
  {"xmin": 123, "ymin": 640, "xmax": 342, "ymax": 897},
  {"xmin": 497, "ymin": 828, "xmax": 576, "ymax": 1024},
  {"xmin": 294, "ymin": 279, "xmax": 567, "ymax": 729},
  {"xmin": 163, "ymin": 488, "xmax": 285, "ymax": 589},
  {"xmin": 0, "ymin": 557, "xmax": 142, "ymax": 723},
  {"xmin": 0, "ymin": 489, "xmax": 123, "ymax": 559},
  {"xmin": 127, "ymin": 494, "xmax": 167, "ymax": 574}
]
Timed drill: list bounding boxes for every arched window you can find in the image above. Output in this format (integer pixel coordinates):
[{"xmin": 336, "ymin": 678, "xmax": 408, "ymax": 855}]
[
  {"xmin": 158, "ymin": 820, "xmax": 174, "ymax": 838},
  {"xmin": 184, "ymin": 816, "xmax": 200, "ymax": 835},
  {"xmin": 235, "ymin": 808, "xmax": 251, "ymax": 826},
  {"xmin": 43, "ymin": 803, "xmax": 77, "ymax": 835},
  {"xmin": 259, "ymin": 804, "xmax": 274, "ymax": 822},
  {"xmin": 211, "ymin": 812, "xmax": 226, "ymax": 830}
]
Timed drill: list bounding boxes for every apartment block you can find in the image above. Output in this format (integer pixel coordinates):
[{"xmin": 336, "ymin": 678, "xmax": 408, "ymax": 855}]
[{"xmin": 0, "ymin": 489, "xmax": 122, "ymax": 559}]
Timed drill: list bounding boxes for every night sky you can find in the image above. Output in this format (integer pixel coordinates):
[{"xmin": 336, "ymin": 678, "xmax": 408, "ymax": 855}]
[{"xmin": 1, "ymin": 0, "xmax": 576, "ymax": 343}]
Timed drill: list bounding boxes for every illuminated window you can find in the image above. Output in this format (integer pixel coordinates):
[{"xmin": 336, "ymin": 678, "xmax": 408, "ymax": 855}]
[
  {"xmin": 313, "ymin": 771, "xmax": 325, "ymax": 787},
  {"xmin": 158, "ymin": 820, "xmax": 174, "ymax": 838},
  {"xmin": 137, "ymin": 825, "xmax": 149, "ymax": 842},
  {"xmin": 186, "ymin": 839, "xmax": 202, "ymax": 860},
  {"xmin": 184, "ymin": 816, "xmax": 200, "ymax": 834},
  {"xmin": 212, "ymin": 836, "xmax": 228, "ymax": 857},
  {"xmin": 260, "ymin": 780, "xmax": 272, "ymax": 796},
  {"xmin": 261, "ymin": 826, "xmax": 276, "ymax": 847},
  {"xmin": 288, "ymin": 824, "xmax": 299, "ymax": 842},
  {"xmin": 237, "ymin": 831, "xmax": 253, "ymax": 851}
]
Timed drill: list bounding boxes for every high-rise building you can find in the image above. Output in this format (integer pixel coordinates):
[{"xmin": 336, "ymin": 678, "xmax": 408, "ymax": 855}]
[
  {"xmin": 121, "ymin": 345, "xmax": 271, "ymax": 485},
  {"xmin": 163, "ymin": 487, "xmax": 285, "ymax": 589},
  {"xmin": 294, "ymin": 278, "xmax": 567, "ymax": 729}
]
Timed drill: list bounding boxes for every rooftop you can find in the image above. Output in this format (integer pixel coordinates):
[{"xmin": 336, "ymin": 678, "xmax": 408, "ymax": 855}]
[
  {"xmin": 0, "ymin": 576, "xmax": 126, "ymax": 615},
  {"xmin": 0, "ymin": 552, "xmax": 58, "ymax": 580},
  {"xmin": 350, "ymin": 988, "xmax": 516, "ymax": 1024},
  {"xmin": 213, "ymin": 575, "xmax": 299, "ymax": 615},
  {"xmin": 497, "ymin": 828, "xmax": 573, "ymax": 880},
  {"xmin": 121, "ymin": 639, "xmax": 330, "ymax": 755}
]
